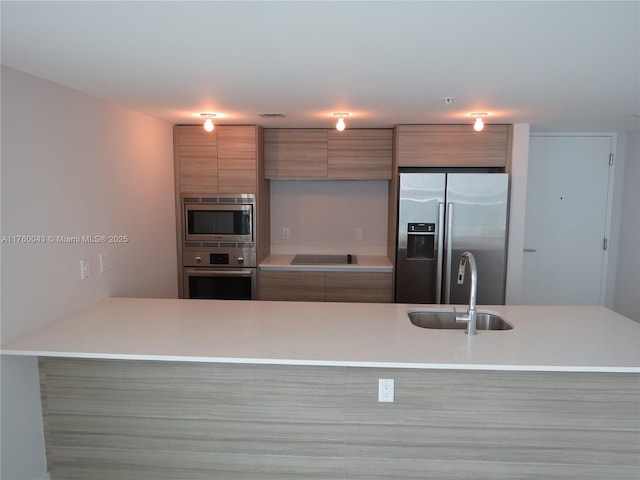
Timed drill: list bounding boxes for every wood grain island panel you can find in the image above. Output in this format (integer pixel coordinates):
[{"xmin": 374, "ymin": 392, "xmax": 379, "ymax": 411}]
[{"xmin": 39, "ymin": 358, "xmax": 639, "ymax": 480}]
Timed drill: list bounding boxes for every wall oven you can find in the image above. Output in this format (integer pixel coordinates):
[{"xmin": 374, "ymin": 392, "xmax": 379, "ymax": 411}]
[
  {"xmin": 181, "ymin": 194, "xmax": 257, "ymax": 300},
  {"xmin": 183, "ymin": 267, "xmax": 256, "ymax": 300}
]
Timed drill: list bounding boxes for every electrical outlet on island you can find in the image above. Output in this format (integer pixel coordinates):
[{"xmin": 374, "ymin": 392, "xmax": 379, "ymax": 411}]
[{"xmin": 378, "ymin": 378, "xmax": 394, "ymax": 402}]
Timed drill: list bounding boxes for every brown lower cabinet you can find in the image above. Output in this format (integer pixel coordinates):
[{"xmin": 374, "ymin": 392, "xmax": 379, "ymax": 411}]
[
  {"xmin": 259, "ymin": 270, "xmax": 393, "ymax": 302},
  {"xmin": 259, "ymin": 271, "xmax": 326, "ymax": 302}
]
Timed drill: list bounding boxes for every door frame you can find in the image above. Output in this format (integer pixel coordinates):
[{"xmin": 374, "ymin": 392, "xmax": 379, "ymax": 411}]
[{"xmin": 526, "ymin": 132, "xmax": 617, "ymax": 306}]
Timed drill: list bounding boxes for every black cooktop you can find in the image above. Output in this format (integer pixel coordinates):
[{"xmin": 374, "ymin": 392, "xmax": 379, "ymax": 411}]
[{"xmin": 291, "ymin": 254, "xmax": 357, "ymax": 265}]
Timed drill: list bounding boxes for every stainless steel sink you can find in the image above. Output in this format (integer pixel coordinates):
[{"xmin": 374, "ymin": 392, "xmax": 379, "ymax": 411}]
[{"xmin": 408, "ymin": 310, "xmax": 513, "ymax": 331}]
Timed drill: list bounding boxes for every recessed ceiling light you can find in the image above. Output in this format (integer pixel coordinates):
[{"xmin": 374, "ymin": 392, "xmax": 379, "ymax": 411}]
[{"xmin": 442, "ymin": 97, "xmax": 455, "ymax": 105}]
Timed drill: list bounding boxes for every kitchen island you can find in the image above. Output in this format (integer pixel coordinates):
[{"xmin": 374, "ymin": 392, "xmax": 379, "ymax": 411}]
[{"xmin": 2, "ymin": 297, "xmax": 639, "ymax": 479}]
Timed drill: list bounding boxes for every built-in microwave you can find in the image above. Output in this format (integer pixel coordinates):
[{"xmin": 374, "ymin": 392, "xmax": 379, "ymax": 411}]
[{"xmin": 183, "ymin": 194, "xmax": 255, "ymax": 244}]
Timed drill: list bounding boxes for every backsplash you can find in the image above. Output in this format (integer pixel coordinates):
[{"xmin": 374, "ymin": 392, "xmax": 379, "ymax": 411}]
[{"xmin": 270, "ymin": 180, "xmax": 388, "ymax": 256}]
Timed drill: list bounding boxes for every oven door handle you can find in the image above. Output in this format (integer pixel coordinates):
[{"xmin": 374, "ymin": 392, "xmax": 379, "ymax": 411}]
[{"xmin": 185, "ymin": 268, "xmax": 254, "ymax": 277}]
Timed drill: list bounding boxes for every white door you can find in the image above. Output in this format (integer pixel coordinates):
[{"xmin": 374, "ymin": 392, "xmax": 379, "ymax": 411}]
[{"xmin": 521, "ymin": 135, "xmax": 613, "ymax": 305}]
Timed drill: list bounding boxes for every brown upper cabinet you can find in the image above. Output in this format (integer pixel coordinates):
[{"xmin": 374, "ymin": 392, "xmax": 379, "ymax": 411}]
[
  {"xmin": 175, "ymin": 126, "xmax": 218, "ymax": 193},
  {"xmin": 175, "ymin": 125, "xmax": 259, "ymax": 193},
  {"xmin": 327, "ymin": 129, "xmax": 393, "ymax": 179},
  {"xmin": 396, "ymin": 124, "xmax": 512, "ymax": 167},
  {"xmin": 265, "ymin": 128, "xmax": 393, "ymax": 180},
  {"xmin": 264, "ymin": 129, "xmax": 328, "ymax": 179},
  {"xmin": 217, "ymin": 126, "xmax": 258, "ymax": 193}
]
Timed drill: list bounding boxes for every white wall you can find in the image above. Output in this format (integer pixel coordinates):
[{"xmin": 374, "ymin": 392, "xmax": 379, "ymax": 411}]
[
  {"xmin": 0, "ymin": 66, "xmax": 177, "ymax": 479},
  {"xmin": 613, "ymin": 131, "xmax": 640, "ymax": 321},
  {"xmin": 505, "ymin": 124, "xmax": 530, "ymax": 304},
  {"xmin": 270, "ymin": 180, "xmax": 388, "ymax": 255}
]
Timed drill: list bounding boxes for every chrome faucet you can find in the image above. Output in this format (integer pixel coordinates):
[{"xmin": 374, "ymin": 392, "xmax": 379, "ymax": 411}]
[{"xmin": 455, "ymin": 251, "xmax": 478, "ymax": 335}]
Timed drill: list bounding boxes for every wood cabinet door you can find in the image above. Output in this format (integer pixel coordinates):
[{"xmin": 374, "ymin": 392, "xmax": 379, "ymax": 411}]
[
  {"xmin": 259, "ymin": 271, "xmax": 325, "ymax": 301},
  {"xmin": 175, "ymin": 126, "xmax": 218, "ymax": 193},
  {"xmin": 328, "ymin": 129, "xmax": 393, "ymax": 179},
  {"xmin": 177, "ymin": 125, "xmax": 217, "ymax": 146},
  {"xmin": 396, "ymin": 124, "xmax": 511, "ymax": 167},
  {"xmin": 325, "ymin": 272, "xmax": 393, "ymax": 303},
  {"xmin": 264, "ymin": 129, "xmax": 328, "ymax": 179},
  {"xmin": 217, "ymin": 126, "xmax": 257, "ymax": 193}
]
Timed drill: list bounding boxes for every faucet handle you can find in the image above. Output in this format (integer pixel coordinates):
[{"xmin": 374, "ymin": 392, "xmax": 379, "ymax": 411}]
[{"xmin": 454, "ymin": 306, "xmax": 469, "ymax": 323}]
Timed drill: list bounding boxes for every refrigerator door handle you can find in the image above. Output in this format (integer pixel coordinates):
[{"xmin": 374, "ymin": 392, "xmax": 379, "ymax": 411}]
[
  {"xmin": 444, "ymin": 202, "xmax": 454, "ymax": 304},
  {"xmin": 436, "ymin": 202, "xmax": 445, "ymax": 304}
]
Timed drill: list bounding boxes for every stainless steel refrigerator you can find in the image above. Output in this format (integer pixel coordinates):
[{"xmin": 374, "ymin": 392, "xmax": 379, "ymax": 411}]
[{"xmin": 395, "ymin": 172, "xmax": 509, "ymax": 304}]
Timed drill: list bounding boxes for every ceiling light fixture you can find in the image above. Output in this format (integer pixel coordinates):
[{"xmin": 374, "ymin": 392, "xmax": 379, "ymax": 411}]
[
  {"xmin": 332, "ymin": 112, "xmax": 350, "ymax": 132},
  {"xmin": 470, "ymin": 113, "xmax": 488, "ymax": 132},
  {"xmin": 200, "ymin": 113, "xmax": 217, "ymax": 132}
]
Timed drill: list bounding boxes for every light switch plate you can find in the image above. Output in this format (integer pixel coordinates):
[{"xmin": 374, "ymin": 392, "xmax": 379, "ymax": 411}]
[
  {"xmin": 99, "ymin": 253, "xmax": 108, "ymax": 273},
  {"xmin": 80, "ymin": 259, "xmax": 89, "ymax": 280}
]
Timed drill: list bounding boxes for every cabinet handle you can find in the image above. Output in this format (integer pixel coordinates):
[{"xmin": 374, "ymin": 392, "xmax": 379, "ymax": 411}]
[
  {"xmin": 436, "ymin": 202, "xmax": 445, "ymax": 304},
  {"xmin": 444, "ymin": 202, "xmax": 454, "ymax": 304}
]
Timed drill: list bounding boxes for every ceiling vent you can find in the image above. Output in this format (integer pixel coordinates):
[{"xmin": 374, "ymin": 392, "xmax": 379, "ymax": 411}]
[{"xmin": 257, "ymin": 113, "xmax": 287, "ymax": 119}]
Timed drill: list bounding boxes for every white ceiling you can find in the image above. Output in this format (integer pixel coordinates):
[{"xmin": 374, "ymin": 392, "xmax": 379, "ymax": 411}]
[{"xmin": 2, "ymin": 1, "xmax": 639, "ymax": 133}]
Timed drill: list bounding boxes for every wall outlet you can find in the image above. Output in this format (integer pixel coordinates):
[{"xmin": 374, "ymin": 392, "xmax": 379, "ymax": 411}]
[
  {"xmin": 355, "ymin": 227, "xmax": 364, "ymax": 240},
  {"xmin": 282, "ymin": 226, "xmax": 290, "ymax": 240},
  {"xmin": 80, "ymin": 259, "xmax": 89, "ymax": 280},
  {"xmin": 378, "ymin": 378, "xmax": 394, "ymax": 403}
]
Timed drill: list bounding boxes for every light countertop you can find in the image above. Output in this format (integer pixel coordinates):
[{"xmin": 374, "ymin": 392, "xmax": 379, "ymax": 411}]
[
  {"xmin": 259, "ymin": 254, "xmax": 393, "ymax": 272},
  {"xmin": 2, "ymin": 297, "xmax": 639, "ymax": 373}
]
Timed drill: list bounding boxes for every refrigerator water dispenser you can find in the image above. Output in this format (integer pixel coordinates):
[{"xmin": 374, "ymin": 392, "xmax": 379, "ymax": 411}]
[{"xmin": 407, "ymin": 223, "xmax": 436, "ymax": 259}]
